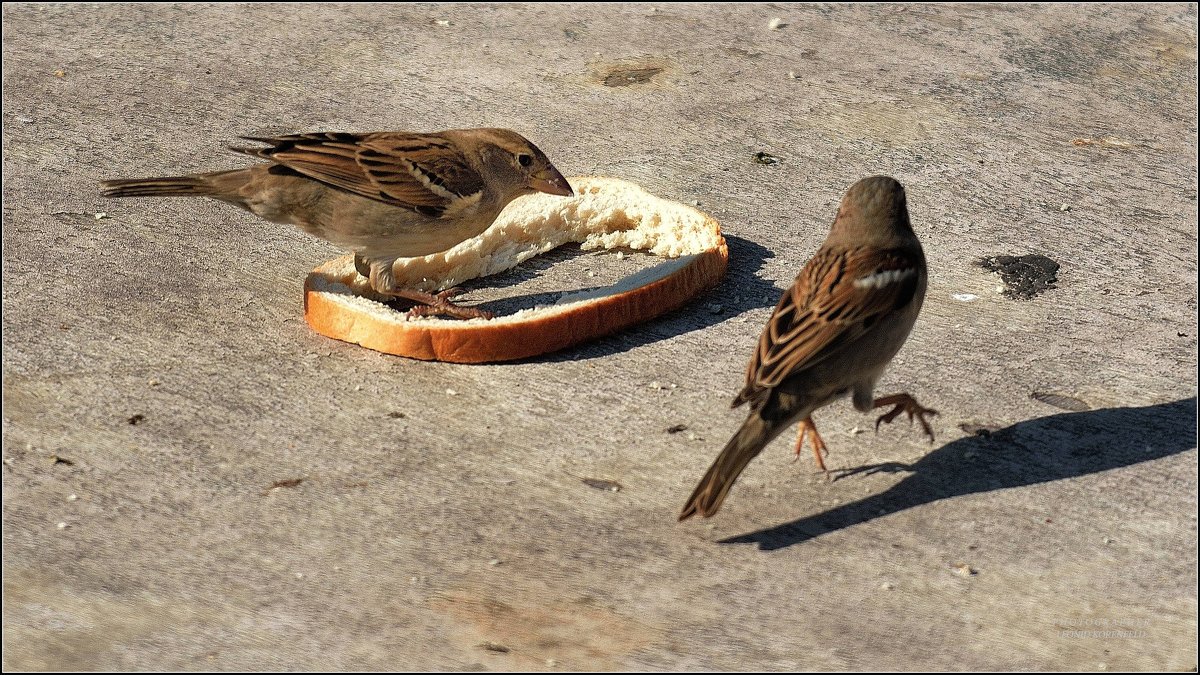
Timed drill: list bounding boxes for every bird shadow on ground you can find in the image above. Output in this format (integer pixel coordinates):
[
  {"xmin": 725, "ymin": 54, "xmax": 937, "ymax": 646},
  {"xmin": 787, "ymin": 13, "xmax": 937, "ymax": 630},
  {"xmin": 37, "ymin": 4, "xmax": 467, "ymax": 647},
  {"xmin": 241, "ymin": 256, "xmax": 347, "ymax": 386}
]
[{"xmin": 720, "ymin": 397, "xmax": 1198, "ymax": 551}]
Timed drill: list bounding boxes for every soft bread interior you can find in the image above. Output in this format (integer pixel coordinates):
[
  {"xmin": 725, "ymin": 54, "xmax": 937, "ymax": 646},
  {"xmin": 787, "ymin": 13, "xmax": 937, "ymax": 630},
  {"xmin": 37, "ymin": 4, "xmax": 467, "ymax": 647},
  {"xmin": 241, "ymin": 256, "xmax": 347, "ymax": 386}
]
[{"xmin": 306, "ymin": 176, "xmax": 725, "ymax": 325}]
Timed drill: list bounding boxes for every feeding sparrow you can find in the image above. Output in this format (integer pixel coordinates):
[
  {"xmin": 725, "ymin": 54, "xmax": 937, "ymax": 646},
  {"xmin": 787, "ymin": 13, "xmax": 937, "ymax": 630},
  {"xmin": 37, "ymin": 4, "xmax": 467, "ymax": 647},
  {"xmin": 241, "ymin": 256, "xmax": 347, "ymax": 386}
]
[
  {"xmin": 679, "ymin": 176, "xmax": 937, "ymax": 520},
  {"xmin": 101, "ymin": 128, "xmax": 573, "ymax": 319}
]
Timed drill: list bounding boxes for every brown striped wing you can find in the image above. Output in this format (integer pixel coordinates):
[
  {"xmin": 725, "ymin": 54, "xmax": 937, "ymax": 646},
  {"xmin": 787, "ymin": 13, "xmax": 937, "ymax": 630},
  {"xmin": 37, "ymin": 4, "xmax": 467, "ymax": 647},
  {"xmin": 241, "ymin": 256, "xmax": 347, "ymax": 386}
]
[
  {"xmin": 232, "ymin": 132, "xmax": 486, "ymax": 214},
  {"xmin": 733, "ymin": 246, "xmax": 921, "ymax": 409}
]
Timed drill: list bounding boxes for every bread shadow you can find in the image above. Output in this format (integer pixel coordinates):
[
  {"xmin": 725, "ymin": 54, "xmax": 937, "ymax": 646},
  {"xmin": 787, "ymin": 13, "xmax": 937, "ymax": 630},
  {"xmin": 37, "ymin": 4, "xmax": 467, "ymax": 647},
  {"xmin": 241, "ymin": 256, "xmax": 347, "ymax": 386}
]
[
  {"xmin": 376, "ymin": 244, "xmax": 593, "ymax": 314},
  {"xmin": 715, "ymin": 397, "xmax": 1197, "ymax": 551},
  {"xmin": 382, "ymin": 235, "xmax": 781, "ymax": 361},
  {"xmin": 531, "ymin": 234, "xmax": 782, "ymax": 363}
]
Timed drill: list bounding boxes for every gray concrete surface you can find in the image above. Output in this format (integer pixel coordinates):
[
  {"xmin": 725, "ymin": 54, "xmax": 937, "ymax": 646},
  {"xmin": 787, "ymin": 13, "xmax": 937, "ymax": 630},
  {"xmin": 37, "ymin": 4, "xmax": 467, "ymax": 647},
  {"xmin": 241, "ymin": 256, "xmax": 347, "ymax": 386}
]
[{"xmin": 3, "ymin": 2, "xmax": 1197, "ymax": 671}]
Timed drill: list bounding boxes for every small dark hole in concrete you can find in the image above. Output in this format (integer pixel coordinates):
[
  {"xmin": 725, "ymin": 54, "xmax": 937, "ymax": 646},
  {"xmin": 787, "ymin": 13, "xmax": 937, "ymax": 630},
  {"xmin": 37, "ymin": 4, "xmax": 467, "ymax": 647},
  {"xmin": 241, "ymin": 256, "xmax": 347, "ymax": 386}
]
[
  {"xmin": 1030, "ymin": 392, "xmax": 1091, "ymax": 412},
  {"xmin": 975, "ymin": 254, "xmax": 1059, "ymax": 300},
  {"xmin": 603, "ymin": 66, "xmax": 663, "ymax": 87},
  {"xmin": 581, "ymin": 477, "xmax": 622, "ymax": 492}
]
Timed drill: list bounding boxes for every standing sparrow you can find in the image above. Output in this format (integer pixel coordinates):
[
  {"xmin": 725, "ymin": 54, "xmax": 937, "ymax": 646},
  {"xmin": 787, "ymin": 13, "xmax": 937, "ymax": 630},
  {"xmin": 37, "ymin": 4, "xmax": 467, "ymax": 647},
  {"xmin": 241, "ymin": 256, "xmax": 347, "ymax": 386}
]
[
  {"xmin": 679, "ymin": 176, "xmax": 937, "ymax": 520},
  {"xmin": 101, "ymin": 128, "xmax": 573, "ymax": 319}
]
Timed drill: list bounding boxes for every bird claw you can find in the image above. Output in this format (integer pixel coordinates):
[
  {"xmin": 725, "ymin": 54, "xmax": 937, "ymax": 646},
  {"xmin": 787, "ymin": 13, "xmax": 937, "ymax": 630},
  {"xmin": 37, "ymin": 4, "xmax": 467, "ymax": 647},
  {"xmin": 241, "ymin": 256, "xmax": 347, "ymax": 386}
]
[
  {"xmin": 379, "ymin": 285, "xmax": 492, "ymax": 320},
  {"xmin": 873, "ymin": 394, "xmax": 938, "ymax": 442}
]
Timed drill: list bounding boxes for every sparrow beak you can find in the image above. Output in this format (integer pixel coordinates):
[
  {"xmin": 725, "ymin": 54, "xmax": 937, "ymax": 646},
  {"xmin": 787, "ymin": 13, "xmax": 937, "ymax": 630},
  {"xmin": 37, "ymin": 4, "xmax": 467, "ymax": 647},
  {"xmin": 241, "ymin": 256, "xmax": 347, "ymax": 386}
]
[{"xmin": 528, "ymin": 165, "xmax": 574, "ymax": 197}]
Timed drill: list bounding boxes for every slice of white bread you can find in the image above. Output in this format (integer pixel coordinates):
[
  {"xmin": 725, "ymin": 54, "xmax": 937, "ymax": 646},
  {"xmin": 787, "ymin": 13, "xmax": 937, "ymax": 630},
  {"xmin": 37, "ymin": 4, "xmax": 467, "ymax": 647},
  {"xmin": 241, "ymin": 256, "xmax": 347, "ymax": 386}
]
[{"xmin": 303, "ymin": 176, "xmax": 729, "ymax": 362}]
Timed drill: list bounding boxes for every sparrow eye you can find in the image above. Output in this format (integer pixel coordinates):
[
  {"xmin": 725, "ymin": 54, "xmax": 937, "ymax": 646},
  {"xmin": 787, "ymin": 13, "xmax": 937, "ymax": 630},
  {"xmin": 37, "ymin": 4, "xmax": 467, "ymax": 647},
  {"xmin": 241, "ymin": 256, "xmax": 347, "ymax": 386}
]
[{"xmin": 517, "ymin": 153, "xmax": 532, "ymax": 167}]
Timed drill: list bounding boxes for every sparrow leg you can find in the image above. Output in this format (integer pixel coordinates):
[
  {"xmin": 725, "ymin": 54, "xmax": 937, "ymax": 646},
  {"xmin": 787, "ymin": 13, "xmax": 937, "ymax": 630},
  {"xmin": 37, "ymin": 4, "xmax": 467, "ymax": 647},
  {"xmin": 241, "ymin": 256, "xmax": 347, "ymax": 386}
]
[
  {"xmin": 389, "ymin": 288, "xmax": 493, "ymax": 320},
  {"xmin": 365, "ymin": 257, "xmax": 492, "ymax": 320},
  {"xmin": 793, "ymin": 416, "xmax": 830, "ymax": 474},
  {"xmin": 873, "ymin": 393, "xmax": 938, "ymax": 441}
]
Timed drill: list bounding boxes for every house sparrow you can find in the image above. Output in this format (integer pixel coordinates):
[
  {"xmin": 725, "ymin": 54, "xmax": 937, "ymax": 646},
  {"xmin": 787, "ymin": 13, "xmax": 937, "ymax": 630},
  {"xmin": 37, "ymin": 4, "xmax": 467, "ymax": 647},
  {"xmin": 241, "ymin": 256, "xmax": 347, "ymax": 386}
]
[
  {"xmin": 101, "ymin": 128, "xmax": 573, "ymax": 319},
  {"xmin": 679, "ymin": 176, "xmax": 937, "ymax": 520}
]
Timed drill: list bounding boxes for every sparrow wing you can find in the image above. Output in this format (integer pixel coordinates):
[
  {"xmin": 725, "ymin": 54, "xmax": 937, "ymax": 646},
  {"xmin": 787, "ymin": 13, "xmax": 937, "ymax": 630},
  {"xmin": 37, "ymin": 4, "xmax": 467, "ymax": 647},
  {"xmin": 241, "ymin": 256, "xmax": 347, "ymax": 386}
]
[
  {"xmin": 733, "ymin": 246, "xmax": 923, "ymax": 409},
  {"xmin": 231, "ymin": 132, "xmax": 486, "ymax": 215}
]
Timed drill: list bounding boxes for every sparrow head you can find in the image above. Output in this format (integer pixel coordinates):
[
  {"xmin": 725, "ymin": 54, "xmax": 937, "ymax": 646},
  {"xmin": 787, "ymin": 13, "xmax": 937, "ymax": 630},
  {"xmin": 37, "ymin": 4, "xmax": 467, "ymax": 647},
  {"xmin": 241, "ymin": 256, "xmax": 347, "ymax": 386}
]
[
  {"xmin": 831, "ymin": 175, "xmax": 913, "ymax": 243},
  {"xmin": 456, "ymin": 128, "xmax": 574, "ymax": 198}
]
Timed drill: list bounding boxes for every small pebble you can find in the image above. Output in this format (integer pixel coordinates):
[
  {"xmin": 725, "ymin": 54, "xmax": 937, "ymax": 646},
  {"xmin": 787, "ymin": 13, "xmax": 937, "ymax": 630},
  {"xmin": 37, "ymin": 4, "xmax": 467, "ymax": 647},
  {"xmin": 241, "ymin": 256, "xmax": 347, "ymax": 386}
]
[
  {"xmin": 445, "ymin": 388, "xmax": 458, "ymax": 396},
  {"xmin": 488, "ymin": 558, "xmax": 502, "ymax": 566},
  {"xmin": 768, "ymin": 17, "xmax": 785, "ymax": 29},
  {"xmin": 295, "ymin": 572, "xmax": 305, "ymax": 579},
  {"xmin": 880, "ymin": 582, "xmax": 894, "ymax": 590},
  {"xmin": 67, "ymin": 494, "xmax": 78, "ymax": 501},
  {"xmin": 952, "ymin": 293, "xmax": 978, "ymax": 302},
  {"xmin": 56, "ymin": 522, "xmax": 68, "ymax": 530},
  {"xmin": 434, "ymin": 19, "xmax": 451, "ymax": 26},
  {"xmin": 94, "ymin": 212, "xmax": 109, "ymax": 220},
  {"xmin": 1060, "ymin": 204, "xmax": 1071, "ymax": 212}
]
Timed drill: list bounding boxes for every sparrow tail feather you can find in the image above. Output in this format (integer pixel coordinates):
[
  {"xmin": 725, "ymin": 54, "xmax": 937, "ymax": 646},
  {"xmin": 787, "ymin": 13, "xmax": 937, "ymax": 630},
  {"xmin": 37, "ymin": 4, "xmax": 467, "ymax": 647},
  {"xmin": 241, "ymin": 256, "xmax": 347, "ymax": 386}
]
[
  {"xmin": 101, "ymin": 175, "xmax": 216, "ymax": 198},
  {"xmin": 679, "ymin": 412, "xmax": 788, "ymax": 520}
]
